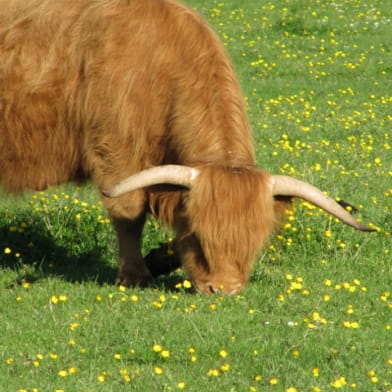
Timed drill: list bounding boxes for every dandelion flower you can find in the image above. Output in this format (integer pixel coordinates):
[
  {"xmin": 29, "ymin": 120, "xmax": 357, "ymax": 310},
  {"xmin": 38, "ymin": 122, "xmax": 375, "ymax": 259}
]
[
  {"xmin": 220, "ymin": 363, "xmax": 231, "ymax": 372},
  {"xmin": 154, "ymin": 366, "xmax": 163, "ymax": 375},
  {"xmin": 69, "ymin": 366, "xmax": 77, "ymax": 374},
  {"xmin": 152, "ymin": 344, "xmax": 163, "ymax": 353},
  {"xmin": 183, "ymin": 280, "xmax": 192, "ymax": 289},
  {"xmin": 330, "ymin": 376, "xmax": 347, "ymax": 388},
  {"xmin": 269, "ymin": 377, "xmax": 279, "ymax": 385},
  {"xmin": 207, "ymin": 368, "xmax": 220, "ymax": 377}
]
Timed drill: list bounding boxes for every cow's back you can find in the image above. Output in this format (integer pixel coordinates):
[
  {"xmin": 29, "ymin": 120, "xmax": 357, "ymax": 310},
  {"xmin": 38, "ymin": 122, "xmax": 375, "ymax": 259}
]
[
  {"xmin": 0, "ymin": 0, "xmax": 90, "ymax": 190},
  {"xmin": 0, "ymin": 0, "xmax": 255, "ymax": 192}
]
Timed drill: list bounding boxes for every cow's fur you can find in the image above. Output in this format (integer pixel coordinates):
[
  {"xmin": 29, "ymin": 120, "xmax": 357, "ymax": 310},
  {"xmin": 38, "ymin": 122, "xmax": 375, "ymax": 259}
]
[{"xmin": 0, "ymin": 0, "xmax": 282, "ymax": 293}]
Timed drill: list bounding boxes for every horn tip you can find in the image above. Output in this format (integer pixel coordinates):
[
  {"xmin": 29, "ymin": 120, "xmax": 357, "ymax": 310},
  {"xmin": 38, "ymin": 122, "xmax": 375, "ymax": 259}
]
[{"xmin": 356, "ymin": 224, "xmax": 377, "ymax": 232}]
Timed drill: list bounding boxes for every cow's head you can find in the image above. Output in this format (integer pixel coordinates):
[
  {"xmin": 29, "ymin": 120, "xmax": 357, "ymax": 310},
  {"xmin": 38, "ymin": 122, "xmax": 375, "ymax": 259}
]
[
  {"xmin": 103, "ymin": 164, "xmax": 375, "ymax": 294},
  {"xmin": 173, "ymin": 165, "xmax": 275, "ymax": 294}
]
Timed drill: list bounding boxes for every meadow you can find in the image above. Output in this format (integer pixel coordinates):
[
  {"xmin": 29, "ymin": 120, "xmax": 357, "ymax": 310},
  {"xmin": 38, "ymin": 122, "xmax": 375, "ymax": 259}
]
[{"xmin": 1, "ymin": 0, "xmax": 391, "ymax": 391}]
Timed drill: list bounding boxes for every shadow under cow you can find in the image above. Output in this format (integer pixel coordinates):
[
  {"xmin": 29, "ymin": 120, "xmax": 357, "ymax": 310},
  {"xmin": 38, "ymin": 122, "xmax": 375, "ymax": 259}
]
[
  {"xmin": 0, "ymin": 214, "xmax": 185, "ymax": 290},
  {"xmin": 0, "ymin": 217, "xmax": 118, "ymax": 285}
]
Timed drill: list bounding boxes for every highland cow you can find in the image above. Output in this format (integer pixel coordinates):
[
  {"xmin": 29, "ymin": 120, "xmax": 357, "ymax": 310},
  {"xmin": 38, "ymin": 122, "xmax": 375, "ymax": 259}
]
[{"xmin": 0, "ymin": 0, "xmax": 374, "ymax": 294}]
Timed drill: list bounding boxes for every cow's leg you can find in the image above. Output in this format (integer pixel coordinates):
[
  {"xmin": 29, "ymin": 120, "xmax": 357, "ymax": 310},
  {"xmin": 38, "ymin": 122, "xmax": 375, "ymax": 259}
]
[
  {"xmin": 103, "ymin": 192, "xmax": 153, "ymax": 286},
  {"xmin": 112, "ymin": 215, "xmax": 153, "ymax": 286}
]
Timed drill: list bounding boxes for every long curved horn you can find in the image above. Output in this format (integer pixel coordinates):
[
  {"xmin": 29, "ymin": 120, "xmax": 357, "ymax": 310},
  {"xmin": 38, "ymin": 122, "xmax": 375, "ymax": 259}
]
[
  {"xmin": 102, "ymin": 165, "xmax": 199, "ymax": 197},
  {"xmin": 272, "ymin": 175, "xmax": 375, "ymax": 232}
]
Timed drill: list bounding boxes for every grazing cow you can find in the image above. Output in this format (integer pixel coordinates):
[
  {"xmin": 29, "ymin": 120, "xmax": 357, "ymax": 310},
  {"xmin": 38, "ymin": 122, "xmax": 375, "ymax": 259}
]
[{"xmin": 0, "ymin": 0, "xmax": 374, "ymax": 294}]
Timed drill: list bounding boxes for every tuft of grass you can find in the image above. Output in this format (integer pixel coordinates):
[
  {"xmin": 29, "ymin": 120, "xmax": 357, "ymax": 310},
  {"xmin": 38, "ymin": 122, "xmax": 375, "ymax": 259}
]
[{"xmin": 1, "ymin": 0, "xmax": 391, "ymax": 391}]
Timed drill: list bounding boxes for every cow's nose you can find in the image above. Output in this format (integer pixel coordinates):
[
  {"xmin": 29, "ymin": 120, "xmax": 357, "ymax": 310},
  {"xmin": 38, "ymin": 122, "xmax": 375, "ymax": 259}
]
[
  {"xmin": 206, "ymin": 283, "xmax": 219, "ymax": 294},
  {"xmin": 204, "ymin": 282, "xmax": 243, "ymax": 295}
]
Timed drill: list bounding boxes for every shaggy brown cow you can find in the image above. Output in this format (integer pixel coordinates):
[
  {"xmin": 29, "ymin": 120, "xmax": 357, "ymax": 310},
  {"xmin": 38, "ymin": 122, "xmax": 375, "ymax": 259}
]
[{"xmin": 0, "ymin": 0, "xmax": 374, "ymax": 294}]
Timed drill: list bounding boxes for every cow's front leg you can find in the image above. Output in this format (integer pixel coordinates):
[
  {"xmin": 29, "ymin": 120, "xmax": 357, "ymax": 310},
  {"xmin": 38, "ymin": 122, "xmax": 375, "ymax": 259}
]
[{"xmin": 112, "ymin": 215, "xmax": 153, "ymax": 287}]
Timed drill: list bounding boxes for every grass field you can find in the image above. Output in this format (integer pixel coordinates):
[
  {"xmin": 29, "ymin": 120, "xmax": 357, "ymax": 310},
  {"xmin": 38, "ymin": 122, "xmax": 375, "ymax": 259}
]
[{"xmin": 1, "ymin": 0, "xmax": 391, "ymax": 391}]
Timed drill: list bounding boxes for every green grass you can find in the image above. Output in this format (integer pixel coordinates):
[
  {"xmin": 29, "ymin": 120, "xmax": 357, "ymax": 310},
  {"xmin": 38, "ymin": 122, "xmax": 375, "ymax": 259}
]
[{"xmin": 1, "ymin": 0, "xmax": 391, "ymax": 391}]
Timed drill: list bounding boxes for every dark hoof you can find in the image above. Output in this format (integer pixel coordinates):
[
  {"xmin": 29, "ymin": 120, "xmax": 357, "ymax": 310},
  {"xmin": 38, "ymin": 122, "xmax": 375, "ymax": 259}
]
[
  {"xmin": 145, "ymin": 243, "xmax": 181, "ymax": 277},
  {"xmin": 117, "ymin": 271, "xmax": 154, "ymax": 288}
]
